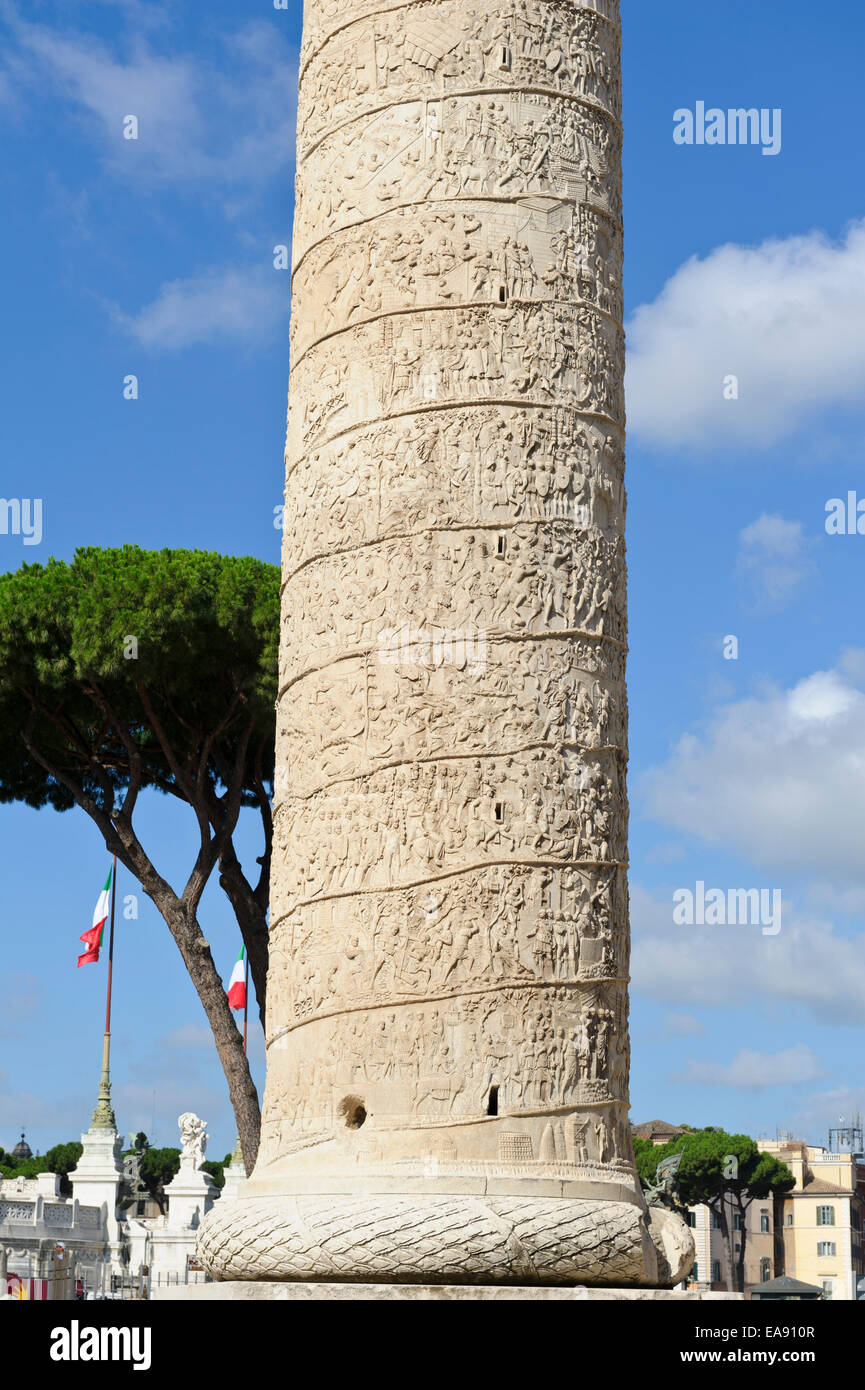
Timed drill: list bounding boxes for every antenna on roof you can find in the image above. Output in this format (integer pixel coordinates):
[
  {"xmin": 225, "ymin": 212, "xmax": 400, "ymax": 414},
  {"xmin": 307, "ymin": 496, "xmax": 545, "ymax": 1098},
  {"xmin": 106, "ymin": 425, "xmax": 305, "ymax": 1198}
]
[{"xmin": 828, "ymin": 1114, "xmax": 863, "ymax": 1155}]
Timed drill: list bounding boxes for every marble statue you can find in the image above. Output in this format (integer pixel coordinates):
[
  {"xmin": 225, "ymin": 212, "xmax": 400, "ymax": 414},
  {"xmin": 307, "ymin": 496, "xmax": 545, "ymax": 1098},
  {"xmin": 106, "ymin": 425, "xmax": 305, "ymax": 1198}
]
[
  {"xmin": 179, "ymin": 1115, "xmax": 209, "ymax": 1171},
  {"xmin": 198, "ymin": 0, "xmax": 693, "ymax": 1289}
]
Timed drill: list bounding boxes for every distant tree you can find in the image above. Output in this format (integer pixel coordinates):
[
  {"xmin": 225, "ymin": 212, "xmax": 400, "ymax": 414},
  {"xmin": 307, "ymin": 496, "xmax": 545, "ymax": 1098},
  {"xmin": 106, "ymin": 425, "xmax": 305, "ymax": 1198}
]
[
  {"xmin": 0, "ymin": 548, "xmax": 279, "ymax": 1170},
  {"xmin": 0, "ymin": 1156, "xmax": 49, "ymax": 1180},
  {"xmin": 637, "ymin": 1128, "xmax": 795, "ymax": 1291},
  {"xmin": 201, "ymin": 1160, "xmax": 226, "ymax": 1191},
  {"xmin": 138, "ymin": 1147, "xmax": 182, "ymax": 1214},
  {"xmin": 133, "ymin": 1132, "xmax": 150, "ymax": 1153},
  {"xmin": 632, "ymin": 1136, "xmax": 659, "ymax": 1182},
  {"xmin": 45, "ymin": 1141, "xmax": 84, "ymax": 1195}
]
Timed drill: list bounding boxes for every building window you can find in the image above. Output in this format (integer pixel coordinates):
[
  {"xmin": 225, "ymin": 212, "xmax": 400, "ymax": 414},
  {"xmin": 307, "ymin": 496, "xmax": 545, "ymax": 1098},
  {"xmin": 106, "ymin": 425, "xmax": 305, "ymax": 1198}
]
[
  {"xmin": 733, "ymin": 1213, "xmax": 743, "ymax": 1232},
  {"xmin": 136, "ymin": 1200, "xmax": 146, "ymax": 1217},
  {"xmin": 690, "ymin": 1263, "xmax": 699, "ymax": 1283},
  {"xmin": 786, "ymin": 1212, "xmax": 794, "ymax": 1226},
  {"xmin": 760, "ymin": 1211, "xmax": 770, "ymax": 1233},
  {"xmin": 816, "ymin": 1206, "xmax": 836, "ymax": 1227},
  {"xmin": 852, "ymin": 1209, "xmax": 861, "ymax": 1232},
  {"xmin": 821, "ymin": 1280, "xmax": 834, "ymax": 1301},
  {"xmin": 711, "ymin": 1212, "xmax": 721, "ymax": 1230},
  {"xmin": 687, "ymin": 1211, "xmax": 696, "ymax": 1228},
  {"xmin": 817, "ymin": 1242, "xmax": 836, "ymax": 1258},
  {"xmin": 712, "ymin": 1261, "xmax": 721, "ymax": 1283},
  {"xmin": 761, "ymin": 1258, "xmax": 771, "ymax": 1283}
]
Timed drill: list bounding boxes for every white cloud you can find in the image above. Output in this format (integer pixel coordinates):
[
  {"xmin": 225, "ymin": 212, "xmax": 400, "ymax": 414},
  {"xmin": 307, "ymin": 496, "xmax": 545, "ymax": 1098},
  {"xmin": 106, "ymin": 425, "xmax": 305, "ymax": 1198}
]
[
  {"xmin": 626, "ymin": 220, "xmax": 865, "ymax": 450},
  {"xmin": 631, "ymin": 884, "xmax": 865, "ymax": 1025},
  {"xmin": 3, "ymin": 11, "xmax": 298, "ymax": 194},
  {"xmin": 787, "ymin": 1085, "xmax": 865, "ymax": 1141},
  {"xmin": 674, "ymin": 1044, "xmax": 824, "ymax": 1090},
  {"xmin": 640, "ymin": 656, "xmax": 865, "ymax": 881},
  {"xmin": 113, "ymin": 264, "xmax": 288, "ymax": 350},
  {"xmin": 737, "ymin": 513, "xmax": 815, "ymax": 607}
]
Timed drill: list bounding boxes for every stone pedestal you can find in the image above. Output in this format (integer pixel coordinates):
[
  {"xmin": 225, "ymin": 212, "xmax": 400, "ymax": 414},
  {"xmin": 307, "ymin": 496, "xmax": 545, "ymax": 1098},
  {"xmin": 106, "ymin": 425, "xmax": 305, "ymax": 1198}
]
[
  {"xmin": 198, "ymin": 0, "xmax": 693, "ymax": 1288},
  {"xmin": 136, "ymin": 1163, "xmax": 218, "ymax": 1285},
  {"xmin": 163, "ymin": 1164, "xmax": 218, "ymax": 1235},
  {"xmin": 70, "ymin": 1123, "xmax": 125, "ymax": 1264},
  {"xmin": 221, "ymin": 1142, "xmax": 248, "ymax": 1203},
  {"xmin": 189, "ymin": 1282, "xmax": 743, "ymax": 1303},
  {"xmin": 128, "ymin": 1115, "xmax": 219, "ymax": 1287}
]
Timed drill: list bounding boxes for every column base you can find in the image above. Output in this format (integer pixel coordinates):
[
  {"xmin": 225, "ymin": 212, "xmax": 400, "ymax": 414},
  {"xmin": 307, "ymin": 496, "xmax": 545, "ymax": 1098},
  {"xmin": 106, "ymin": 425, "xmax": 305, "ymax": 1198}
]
[
  {"xmin": 188, "ymin": 1282, "xmax": 740, "ymax": 1302},
  {"xmin": 196, "ymin": 1194, "xmax": 693, "ymax": 1289}
]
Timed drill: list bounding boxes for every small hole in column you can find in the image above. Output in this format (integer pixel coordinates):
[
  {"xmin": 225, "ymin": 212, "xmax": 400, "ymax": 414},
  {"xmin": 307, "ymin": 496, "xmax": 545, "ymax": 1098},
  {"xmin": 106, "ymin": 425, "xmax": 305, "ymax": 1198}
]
[{"xmin": 338, "ymin": 1095, "xmax": 367, "ymax": 1129}]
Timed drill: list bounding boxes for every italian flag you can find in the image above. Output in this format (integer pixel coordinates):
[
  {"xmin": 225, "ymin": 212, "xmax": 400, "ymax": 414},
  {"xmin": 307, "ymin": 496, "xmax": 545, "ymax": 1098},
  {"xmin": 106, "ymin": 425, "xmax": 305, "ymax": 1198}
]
[
  {"xmin": 77, "ymin": 867, "xmax": 112, "ymax": 968},
  {"xmin": 227, "ymin": 946, "xmax": 246, "ymax": 1011}
]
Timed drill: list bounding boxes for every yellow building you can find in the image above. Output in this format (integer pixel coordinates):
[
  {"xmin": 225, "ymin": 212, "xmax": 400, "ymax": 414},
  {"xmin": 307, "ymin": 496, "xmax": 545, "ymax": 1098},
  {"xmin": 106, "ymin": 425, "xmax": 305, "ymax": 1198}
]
[{"xmin": 761, "ymin": 1139, "xmax": 865, "ymax": 1301}]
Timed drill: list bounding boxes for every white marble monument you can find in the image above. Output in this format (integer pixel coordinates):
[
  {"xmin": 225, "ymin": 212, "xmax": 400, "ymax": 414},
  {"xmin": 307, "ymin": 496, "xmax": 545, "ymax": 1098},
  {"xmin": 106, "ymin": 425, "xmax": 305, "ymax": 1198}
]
[{"xmin": 198, "ymin": 0, "xmax": 693, "ymax": 1289}]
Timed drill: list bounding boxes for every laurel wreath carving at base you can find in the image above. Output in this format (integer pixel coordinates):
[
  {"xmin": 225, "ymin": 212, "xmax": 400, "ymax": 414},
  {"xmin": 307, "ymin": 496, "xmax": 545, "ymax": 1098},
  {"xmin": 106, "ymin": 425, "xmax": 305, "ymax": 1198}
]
[{"xmin": 196, "ymin": 1194, "xmax": 657, "ymax": 1287}]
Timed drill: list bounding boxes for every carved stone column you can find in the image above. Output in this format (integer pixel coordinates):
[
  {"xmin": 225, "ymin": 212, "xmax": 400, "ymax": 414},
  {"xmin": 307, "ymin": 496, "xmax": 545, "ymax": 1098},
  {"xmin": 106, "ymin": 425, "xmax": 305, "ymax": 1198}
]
[{"xmin": 199, "ymin": 0, "xmax": 692, "ymax": 1287}]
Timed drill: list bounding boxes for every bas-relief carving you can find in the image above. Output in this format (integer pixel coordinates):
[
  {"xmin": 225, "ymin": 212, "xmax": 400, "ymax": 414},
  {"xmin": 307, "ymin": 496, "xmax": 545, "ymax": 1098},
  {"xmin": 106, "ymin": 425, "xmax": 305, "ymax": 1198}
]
[
  {"xmin": 274, "ymin": 639, "xmax": 626, "ymax": 799},
  {"xmin": 274, "ymin": 0, "xmax": 628, "ymax": 1190},
  {"xmin": 300, "ymin": 0, "xmax": 623, "ymax": 81},
  {"xmin": 282, "ymin": 408, "xmax": 624, "ymax": 577},
  {"xmin": 270, "ymin": 750, "xmax": 627, "ymax": 916},
  {"xmin": 290, "ymin": 202, "xmax": 622, "ymax": 363},
  {"xmin": 198, "ymin": 0, "xmax": 695, "ymax": 1291},
  {"xmin": 297, "ymin": 2, "xmax": 622, "ymax": 156},
  {"xmin": 287, "ymin": 304, "xmax": 624, "ymax": 461},
  {"xmin": 268, "ymin": 865, "xmax": 627, "ymax": 1022},
  {"xmin": 278, "ymin": 525, "xmax": 627, "ymax": 686},
  {"xmin": 292, "ymin": 91, "xmax": 622, "ymax": 264},
  {"xmin": 261, "ymin": 986, "xmax": 631, "ymax": 1162}
]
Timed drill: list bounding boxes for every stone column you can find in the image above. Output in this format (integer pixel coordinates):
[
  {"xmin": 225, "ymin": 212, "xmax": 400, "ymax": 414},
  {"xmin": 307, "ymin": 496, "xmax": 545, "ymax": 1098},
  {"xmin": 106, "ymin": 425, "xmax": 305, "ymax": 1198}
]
[{"xmin": 199, "ymin": 0, "xmax": 691, "ymax": 1287}]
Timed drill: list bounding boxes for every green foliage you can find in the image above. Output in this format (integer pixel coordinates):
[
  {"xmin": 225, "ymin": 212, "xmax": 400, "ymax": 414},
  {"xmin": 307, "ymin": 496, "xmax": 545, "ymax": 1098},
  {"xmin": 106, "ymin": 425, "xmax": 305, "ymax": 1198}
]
[
  {"xmin": 0, "ymin": 1156, "xmax": 49, "ymax": 1179},
  {"xmin": 138, "ymin": 1147, "xmax": 182, "ymax": 1212},
  {"xmin": 0, "ymin": 1141, "xmax": 84, "ymax": 1193},
  {"xmin": 44, "ymin": 1141, "xmax": 84, "ymax": 1175},
  {"xmin": 636, "ymin": 1127, "xmax": 795, "ymax": 1207},
  {"xmin": 134, "ymin": 1132, "xmax": 150, "ymax": 1153},
  {"xmin": 0, "ymin": 546, "xmax": 279, "ymax": 811},
  {"xmin": 44, "ymin": 1141, "xmax": 84, "ymax": 1195},
  {"xmin": 201, "ymin": 1160, "xmax": 226, "ymax": 1191},
  {"xmin": 632, "ymin": 1136, "xmax": 658, "ymax": 1184}
]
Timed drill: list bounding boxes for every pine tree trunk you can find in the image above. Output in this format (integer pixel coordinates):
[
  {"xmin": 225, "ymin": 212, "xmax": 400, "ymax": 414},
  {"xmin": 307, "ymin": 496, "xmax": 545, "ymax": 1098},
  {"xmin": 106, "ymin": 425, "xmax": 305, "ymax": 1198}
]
[
  {"xmin": 157, "ymin": 895, "xmax": 261, "ymax": 1172},
  {"xmin": 217, "ymin": 847, "xmax": 270, "ymax": 1029}
]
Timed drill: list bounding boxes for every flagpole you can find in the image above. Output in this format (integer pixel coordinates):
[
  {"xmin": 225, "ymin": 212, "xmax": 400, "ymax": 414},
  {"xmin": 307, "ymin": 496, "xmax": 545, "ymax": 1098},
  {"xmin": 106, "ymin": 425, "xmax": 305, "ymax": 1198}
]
[
  {"xmin": 105, "ymin": 854, "xmax": 117, "ymax": 1035},
  {"xmin": 91, "ymin": 857, "xmax": 118, "ymax": 1131},
  {"xmin": 243, "ymin": 950, "xmax": 249, "ymax": 1057}
]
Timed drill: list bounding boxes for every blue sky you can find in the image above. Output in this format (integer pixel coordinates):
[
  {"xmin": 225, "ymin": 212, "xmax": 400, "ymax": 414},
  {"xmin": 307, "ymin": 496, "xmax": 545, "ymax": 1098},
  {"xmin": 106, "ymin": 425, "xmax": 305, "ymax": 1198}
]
[{"xmin": 1, "ymin": 0, "xmax": 863, "ymax": 1158}]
